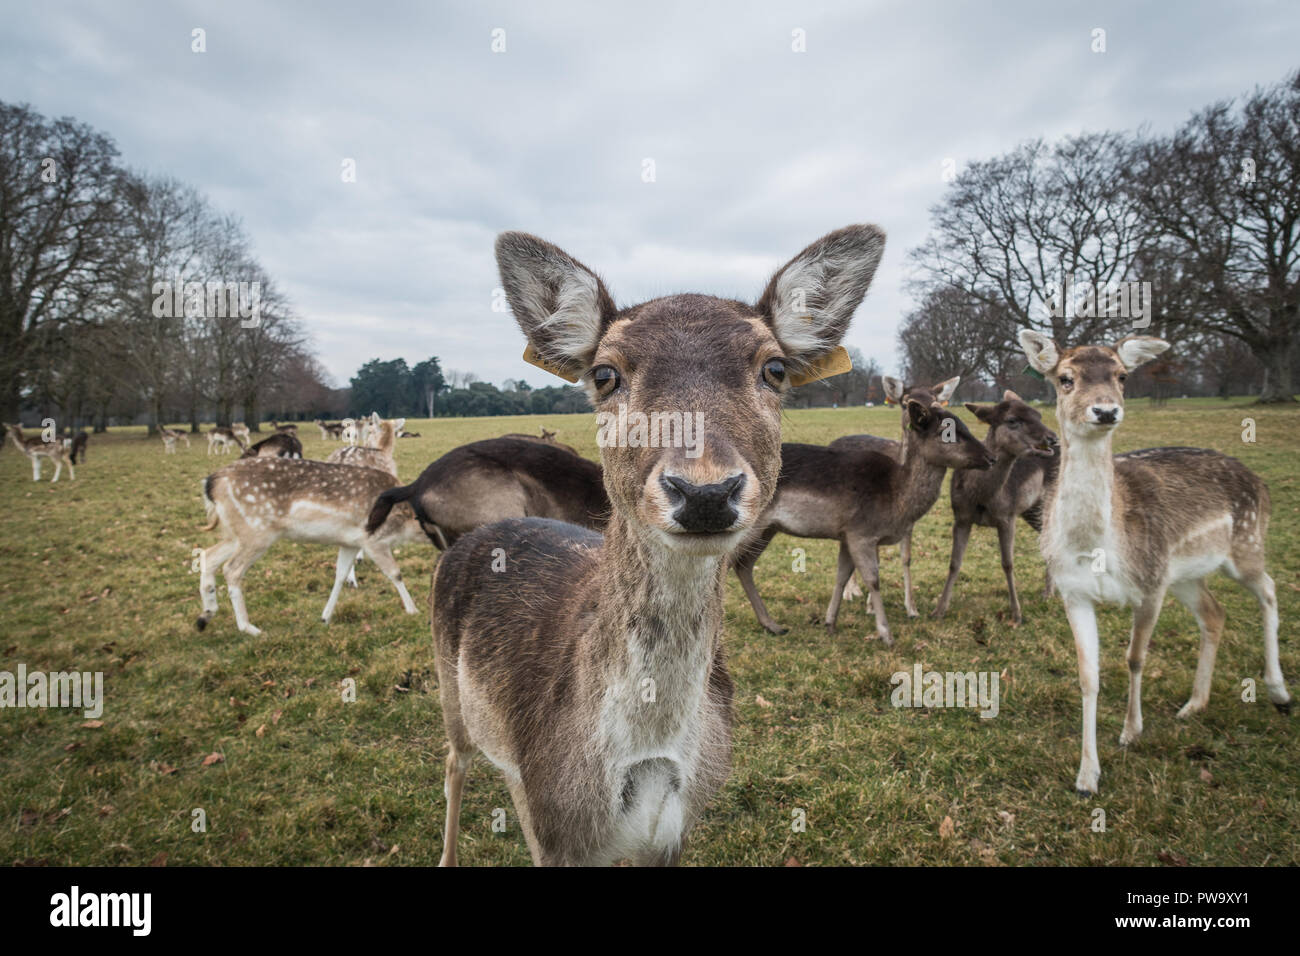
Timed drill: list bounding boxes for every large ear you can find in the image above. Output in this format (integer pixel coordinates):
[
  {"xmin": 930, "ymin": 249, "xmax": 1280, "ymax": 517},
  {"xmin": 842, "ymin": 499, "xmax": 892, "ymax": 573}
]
[
  {"xmin": 496, "ymin": 232, "xmax": 617, "ymax": 380},
  {"xmin": 1018, "ymin": 329, "xmax": 1061, "ymax": 376},
  {"xmin": 905, "ymin": 398, "xmax": 932, "ymax": 431},
  {"xmin": 1114, "ymin": 336, "xmax": 1170, "ymax": 370},
  {"xmin": 1002, "ymin": 389, "xmax": 1022, "ymax": 403},
  {"xmin": 882, "ymin": 375, "xmax": 906, "ymax": 403},
  {"xmin": 757, "ymin": 224, "xmax": 886, "ymax": 366},
  {"xmin": 932, "ymin": 375, "xmax": 960, "ymax": 404},
  {"xmin": 965, "ymin": 402, "xmax": 995, "ymax": 424}
]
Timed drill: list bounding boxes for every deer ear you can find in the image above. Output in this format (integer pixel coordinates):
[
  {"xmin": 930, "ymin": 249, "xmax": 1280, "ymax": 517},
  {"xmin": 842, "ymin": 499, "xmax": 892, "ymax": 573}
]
[
  {"xmin": 932, "ymin": 376, "xmax": 960, "ymax": 404},
  {"xmin": 882, "ymin": 376, "xmax": 905, "ymax": 403},
  {"xmin": 1002, "ymin": 389, "xmax": 1022, "ymax": 403},
  {"xmin": 965, "ymin": 402, "xmax": 994, "ymax": 423},
  {"xmin": 1114, "ymin": 336, "xmax": 1170, "ymax": 370},
  {"xmin": 496, "ymin": 232, "xmax": 616, "ymax": 379},
  {"xmin": 758, "ymin": 224, "xmax": 885, "ymax": 366},
  {"xmin": 905, "ymin": 398, "xmax": 931, "ymax": 430},
  {"xmin": 394, "ymin": 419, "xmax": 406, "ymax": 432},
  {"xmin": 1018, "ymin": 329, "xmax": 1060, "ymax": 375}
]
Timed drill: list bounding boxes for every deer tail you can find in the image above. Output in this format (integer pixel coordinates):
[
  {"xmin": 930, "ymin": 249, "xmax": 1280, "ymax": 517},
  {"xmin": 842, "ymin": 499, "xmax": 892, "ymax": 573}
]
[
  {"xmin": 366, "ymin": 482, "xmax": 417, "ymax": 535},
  {"xmin": 200, "ymin": 474, "xmax": 220, "ymax": 531}
]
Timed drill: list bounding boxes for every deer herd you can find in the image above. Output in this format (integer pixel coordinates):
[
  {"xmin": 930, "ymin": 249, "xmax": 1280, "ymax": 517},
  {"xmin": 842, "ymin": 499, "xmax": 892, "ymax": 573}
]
[{"xmin": 3, "ymin": 225, "xmax": 1290, "ymax": 866}]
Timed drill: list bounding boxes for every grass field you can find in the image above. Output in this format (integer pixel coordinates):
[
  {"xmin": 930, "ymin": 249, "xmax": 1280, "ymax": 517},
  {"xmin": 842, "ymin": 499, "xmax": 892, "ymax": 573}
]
[{"xmin": 2, "ymin": 399, "xmax": 1297, "ymax": 866}]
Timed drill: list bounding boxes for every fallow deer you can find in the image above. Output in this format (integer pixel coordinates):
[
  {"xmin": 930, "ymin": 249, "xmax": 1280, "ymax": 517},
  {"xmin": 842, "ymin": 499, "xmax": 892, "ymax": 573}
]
[
  {"xmin": 366, "ymin": 436, "xmax": 608, "ymax": 551},
  {"xmin": 340, "ymin": 418, "xmax": 359, "ymax": 446},
  {"xmin": 241, "ymin": 432, "xmax": 304, "ymax": 459},
  {"xmin": 195, "ymin": 457, "xmax": 427, "ymax": 634},
  {"xmin": 1019, "ymin": 329, "xmax": 1290, "ymax": 795},
  {"xmin": 231, "ymin": 422, "xmax": 251, "ymax": 444},
  {"xmin": 930, "ymin": 391, "xmax": 1058, "ymax": 624},
  {"xmin": 314, "ymin": 419, "xmax": 345, "ymax": 441},
  {"xmin": 398, "ymin": 430, "xmax": 420, "ymax": 438},
  {"xmin": 63, "ymin": 430, "xmax": 89, "ymax": 465},
  {"xmin": 328, "ymin": 414, "xmax": 402, "ymax": 477},
  {"xmin": 432, "ymin": 225, "xmax": 884, "ymax": 866},
  {"xmin": 269, "ymin": 420, "xmax": 299, "ymax": 436},
  {"xmin": 500, "ymin": 426, "xmax": 580, "ymax": 455},
  {"xmin": 830, "ymin": 375, "xmax": 961, "ymax": 609},
  {"xmin": 4, "ymin": 424, "xmax": 76, "ymax": 481},
  {"xmin": 732, "ymin": 398, "xmax": 993, "ymax": 642},
  {"xmin": 207, "ymin": 427, "xmax": 245, "ymax": 455}
]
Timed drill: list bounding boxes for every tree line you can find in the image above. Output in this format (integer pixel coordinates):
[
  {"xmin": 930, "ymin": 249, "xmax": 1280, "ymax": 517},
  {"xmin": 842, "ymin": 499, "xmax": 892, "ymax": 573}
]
[{"xmin": 901, "ymin": 69, "xmax": 1300, "ymax": 403}]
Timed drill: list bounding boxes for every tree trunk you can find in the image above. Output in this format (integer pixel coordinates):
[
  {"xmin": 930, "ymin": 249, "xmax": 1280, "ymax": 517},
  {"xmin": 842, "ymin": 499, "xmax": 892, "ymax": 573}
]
[
  {"xmin": 1258, "ymin": 340, "xmax": 1297, "ymax": 403},
  {"xmin": 244, "ymin": 393, "xmax": 260, "ymax": 432}
]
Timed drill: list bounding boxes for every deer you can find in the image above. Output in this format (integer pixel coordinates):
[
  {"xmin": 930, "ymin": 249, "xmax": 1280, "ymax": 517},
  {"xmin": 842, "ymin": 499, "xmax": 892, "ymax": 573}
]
[
  {"xmin": 241, "ymin": 432, "xmax": 304, "ymax": 459},
  {"xmin": 207, "ymin": 427, "xmax": 245, "ymax": 455},
  {"xmin": 731, "ymin": 396, "xmax": 993, "ymax": 642},
  {"xmin": 398, "ymin": 429, "xmax": 420, "ymax": 438},
  {"xmin": 340, "ymin": 418, "xmax": 360, "ymax": 446},
  {"xmin": 4, "ymin": 424, "xmax": 76, "ymax": 481},
  {"xmin": 230, "ymin": 422, "xmax": 251, "ymax": 444},
  {"xmin": 269, "ymin": 420, "xmax": 299, "ymax": 436},
  {"xmin": 366, "ymin": 436, "xmax": 609, "ymax": 551},
  {"xmin": 195, "ymin": 457, "xmax": 428, "ymax": 634},
  {"xmin": 430, "ymin": 224, "xmax": 884, "ymax": 866},
  {"xmin": 830, "ymin": 375, "xmax": 961, "ymax": 609},
  {"xmin": 314, "ymin": 419, "xmax": 345, "ymax": 441},
  {"xmin": 61, "ymin": 429, "xmax": 89, "ymax": 465},
  {"xmin": 930, "ymin": 391, "xmax": 1058, "ymax": 624},
  {"xmin": 500, "ymin": 426, "xmax": 580, "ymax": 455},
  {"xmin": 328, "ymin": 413, "xmax": 402, "ymax": 477},
  {"xmin": 1018, "ymin": 329, "xmax": 1290, "ymax": 795}
]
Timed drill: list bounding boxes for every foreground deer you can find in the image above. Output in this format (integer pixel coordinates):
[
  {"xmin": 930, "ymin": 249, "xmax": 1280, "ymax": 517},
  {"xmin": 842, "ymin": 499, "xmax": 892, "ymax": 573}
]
[
  {"xmin": 831, "ymin": 375, "xmax": 961, "ymax": 608},
  {"xmin": 432, "ymin": 225, "xmax": 883, "ymax": 866},
  {"xmin": 931, "ymin": 391, "xmax": 1058, "ymax": 624},
  {"xmin": 195, "ymin": 457, "xmax": 427, "ymax": 633},
  {"xmin": 4, "ymin": 424, "xmax": 76, "ymax": 481},
  {"xmin": 367, "ymin": 436, "xmax": 608, "ymax": 551},
  {"xmin": 732, "ymin": 397, "xmax": 992, "ymax": 641},
  {"xmin": 1019, "ymin": 330, "xmax": 1290, "ymax": 795},
  {"xmin": 207, "ymin": 427, "xmax": 245, "ymax": 455}
]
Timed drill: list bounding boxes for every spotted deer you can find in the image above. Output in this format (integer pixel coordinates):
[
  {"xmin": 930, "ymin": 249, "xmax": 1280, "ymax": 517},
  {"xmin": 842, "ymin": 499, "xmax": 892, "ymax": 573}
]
[
  {"xmin": 931, "ymin": 391, "xmax": 1058, "ymax": 624},
  {"xmin": 731, "ymin": 396, "xmax": 993, "ymax": 642},
  {"xmin": 231, "ymin": 422, "xmax": 251, "ymax": 444},
  {"xmin": 831, "ymin": 375, "xmax": 961, "ymax": 607},
  {"xmin": 328, "ymin": 413, "xmax": 402, "ymax": 477},
  {"xmin": 207, "ymin": 427, "xmax": 245, "ymax": 455},
  {"xmin": 195, "ymin": 457, "xmax": 427, "ymax": 634},
  {"xmin": 161, "ymin": 427, "xmax": 191, "ymax": 454},
  {"xmin": 1019, "ymin": 330, "xmax": 1290, "ymax": 795},
  {"xmin": 241, "ymin": 431, "xmax": 304, "ymax": 459},
  {"xmin": 432, "ymin": 225, "xmax": 884, "ymax": 866},
  {"xmin": 4, "ymin": 424, "xmax": 75, "ymax": 481},
  {"xmin": 340, "ymin": 418, "xmax": 359, "ymax": 446}
]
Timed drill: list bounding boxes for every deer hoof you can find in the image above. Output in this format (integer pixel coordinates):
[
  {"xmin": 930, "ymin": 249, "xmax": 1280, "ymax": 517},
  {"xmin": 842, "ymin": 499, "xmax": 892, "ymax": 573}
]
[
  {"xmin": 763, "ymin": 623, "xmax": 789, "ymax": 636},
  {"xmin": 195, "ymin": 616, "xmax": 209, "ymax": 632},
  {"xmin": 1275, "ymin": 700, "xmax": 1292, "ymax": 716}
]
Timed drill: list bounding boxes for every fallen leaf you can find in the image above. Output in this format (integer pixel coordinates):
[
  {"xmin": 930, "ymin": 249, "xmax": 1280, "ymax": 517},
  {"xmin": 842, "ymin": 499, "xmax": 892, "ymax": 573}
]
[
  {"xmin": 939, "ymin": 816, "xmax": 955, "ymax": 839},
  {"xmin": 201, "ymin": 752, "xmax": 224, "ymax": 767},
  {"xmin": 81, "ymin": 720, "xmax": 104, "ymax": 729},
  {"xmin": 255, "ymin": 724, "xmax": 266, "ymax": 738},
  {"xmin": 997, "ymin": 810, "xmax": 1015, "ymax": 829},
  {"xmin": 64, "ymin": 741, "xmax": 83, "ymax": 752},
  {"xmin": 1157, "ymin": 850, "xmax": 1188, "ymax": 867},
  {"xmin": 1199, "ymin": 768, "xmax": 1213, "ymax": 784},
  {"xmin": 783, "ymin": 857, "xmax": 802, "ymax": 867},
  {"xmin": 755, "ymin": 694, "xmax": 772, "ymax": 708},
  {"xmin": 272, "ymin": 709, "xmax": 283, "ymax": 724},
  {"xmin": 149, "ymin": 852, "xmax": 168, "ymax": 867},
  {"xmin": 157, "ymin": 763, "xmax": 178, "ymax": 775}
]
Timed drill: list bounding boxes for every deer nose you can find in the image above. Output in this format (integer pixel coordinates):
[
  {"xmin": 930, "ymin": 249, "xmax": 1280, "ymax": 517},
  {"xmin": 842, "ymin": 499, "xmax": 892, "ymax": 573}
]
[
  {"xmin": 660, "ymin": 473, "xmax": 746, "ymax": 533},
  {"xmin": 1091, "ymin": 405, "xmax": 1119, "ymax": 425}
]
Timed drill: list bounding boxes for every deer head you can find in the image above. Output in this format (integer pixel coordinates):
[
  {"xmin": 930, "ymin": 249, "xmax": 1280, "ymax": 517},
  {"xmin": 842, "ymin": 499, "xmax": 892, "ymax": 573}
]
[
  {"xmin": 965, "ymin": 389, "xmax": 1057, "ymax": 458},
  {"xmin": 904, "ymin": 399, "xmax": 995, "ymax": 470},
  {"xmin": 497, "ymin": 225, "xmax": 885, "ymax": 556},
  {"xmin": 1019, "ymin": 330, "xmax": 1169, "ymax": 440}
]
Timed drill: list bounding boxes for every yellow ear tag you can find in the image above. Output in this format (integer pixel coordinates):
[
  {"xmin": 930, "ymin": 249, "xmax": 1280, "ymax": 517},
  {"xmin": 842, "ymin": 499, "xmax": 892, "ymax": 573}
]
[
  {"xmin": 522, "ymin": 344, "xmax": 580, "ymax": 383},
  {"xmin": 789, "ymin": 346, "xmax": 852, "ymax": 387}
]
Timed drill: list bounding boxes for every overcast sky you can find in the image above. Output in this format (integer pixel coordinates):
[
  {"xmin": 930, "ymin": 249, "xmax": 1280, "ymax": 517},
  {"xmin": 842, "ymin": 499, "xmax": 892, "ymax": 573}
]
[{"xmin": 3, "ymin": 1, "xmax": 1297, "ymax": 388}]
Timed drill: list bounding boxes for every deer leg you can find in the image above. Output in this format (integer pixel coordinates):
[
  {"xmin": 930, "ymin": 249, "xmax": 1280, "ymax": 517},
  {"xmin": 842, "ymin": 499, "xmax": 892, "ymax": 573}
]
[
  {"xmin": 1121, "ymin": 586, "xmax": 1166, "ymax": 744},
  {"xmin": 63, "ymin": 455, "xmax": 74, "ymax": 481},
  {"xmin": 222, "ymin": 544, "xmax": 269, "ymax": 636},
  {"xmin": 31, "ymin": 456, "xmax": 40, "ymax": 481},
  {"xmin": 1063, "ymin": 597, "xmax": 1102, "ymax": 795},
  {"xmin": 1169, "ymin": 579, "xmax": 1222, "ymax": 719},
  {"xmin": 1043, "ymin": 566, "xmax": 1054, "ymax": 599},
  {"xmin": 364, "ymin": 544, "xmax": 418, "ymax": 614},
  {"xmin": 347, "ymin": 551, "xmax": 362, "ymax": 588},
  {"xmin": 438, "ymin": 747, "xmax": 473, "ymax": 867},
  {"xmin": 1229, "ymin": 570, "xmax": 1289, "ymax": 712},
  {"xmin": 50, "ymin": 456, "xmax": 62, "ymax": 482},
  {"xmin": 843, "ymin": 536, "xmax": 890, "ymax": 645},
  {"xmin": 899, "ymin": 527, "xmax": 918, "ymax": 618},
  {"xmin": 731, "ymin": 530, "xmax": 786, "ymax": 635},
  {"xmin": 322, "ymin": 546, "xmax": 362, "ymax": 623},
  {"xmin": 932, "ymin": 521, "xmax": 973, "ymax": 619},
  {"xmin": 823, "ymin": 544, "xmax": 856, "ymax": 634},
  {"xmin": 842, "ymin": 575, "xmax": 863, "ymax": 601},
  {"xmin": 996, "ymin": 520, "xmax": 1021, "ymax": 624},
  {"xmin": 196, "ymin": 538, "xmax": 238, "ymax": 630}
]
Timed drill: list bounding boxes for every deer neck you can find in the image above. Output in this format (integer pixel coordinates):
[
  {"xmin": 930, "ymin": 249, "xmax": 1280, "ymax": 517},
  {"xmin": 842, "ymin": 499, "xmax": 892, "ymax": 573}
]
[
  {"xmin": 895, "ymin": 436, "xmax": 949, "ymax": 526},
  {"xmin": 592, "ymin": 515, "xmax": 725, "ymax": 756},
  {"xmin": 970, "ymin": 435, "xmax": 1017, "ymax": 499},
  {"xmin": 1049, "ymin": 428, "xmax": 1118, "ymax": 553}
]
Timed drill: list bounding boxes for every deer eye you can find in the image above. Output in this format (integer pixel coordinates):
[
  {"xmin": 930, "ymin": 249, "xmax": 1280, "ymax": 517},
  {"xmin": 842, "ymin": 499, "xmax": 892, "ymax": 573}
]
[
  {"xmin": 591, "ymin": 365, "xmax": 621, "ymax": 397},
  {"xmin": 1006, "ymin": 418, "xmax": 1020, "ymax": 428},
  {"xmin": 1058, "ymin": 375, "xmax": 1074, "ymax": 391},
  {"xmin": 1118, "ymin": 373, "xmax": 1128, "ymax": 384},
  {"xmin": 762, "ymin": 358, "xmax": 786, "ymax": 389}
]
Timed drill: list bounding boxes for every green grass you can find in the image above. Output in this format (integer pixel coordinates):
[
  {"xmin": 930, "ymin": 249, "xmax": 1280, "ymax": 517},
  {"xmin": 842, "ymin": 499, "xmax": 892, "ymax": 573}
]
[{"xmin": 1, "ymin": 399, "xmax": 1297, "ymax": 866}]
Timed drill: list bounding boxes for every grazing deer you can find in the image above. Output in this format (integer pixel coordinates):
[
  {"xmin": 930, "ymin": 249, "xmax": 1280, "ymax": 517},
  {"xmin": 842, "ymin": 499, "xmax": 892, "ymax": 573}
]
[
  {"xmin": 314, "ymin": 419, "xmax": 345, "ymax": 441},
  {"xmin": 160, "ymin": 427, "xmax": 191, "ymax": 454},
  {"xmin": 241, "ymin": 432, "xmax": 304, "ymax": 459},
  {"xmin": 398, "ymin": 430, "xmax": 420, "ymax": 438},
  {"xmin": 231, "ymin": 422, "xmax": 251, "ymax": 444},
  {"xmin": 67, "ymin": 431, "xmax": 89, "ymax": 465},
  {"xmin": 366, "ymin": 436, "xmax": 608, "ymax": 551},
  {"xmin": 195, "ymin": 458, "xmax": 427, "ymax": 634},
  {"xmin": 207, "ymin": 427, "xmax": 245, "ymax": 455},
  {"xmin": 830, "ymin": 375, "xmax": 961, "ymax": 608},
  {"xmin": 732, "ymin": 397, "xmax": 993, "ymax": 641},
  {"xmin": 930, "ymin": 391, "xmax": 1058, "ymax": 624},
  {"xmin": 4, "ymin": 424, "xmax": 75, "ymax": 481},
  {"xmin": 269, "ymin": 420, "xmax": 299, "ymax": 436},
  {"xmin": 1018, "ymin": 330, "xmax": 1290, "ymax": 795},
  {"xmin": 431, "ymin": 225, "xmax": 884, "ymax": 866}
]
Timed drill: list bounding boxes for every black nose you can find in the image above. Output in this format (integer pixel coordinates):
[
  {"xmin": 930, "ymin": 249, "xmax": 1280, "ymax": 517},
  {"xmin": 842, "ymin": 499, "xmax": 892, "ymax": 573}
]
[
  {"xmin": 660, "ymin": 474, "xmax": 745, "ymax": 533},
  {"xmin": 1092, "ymin": 406, "xmax": 1118, "ymax": 424}
]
